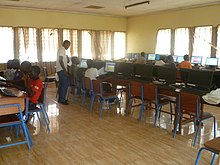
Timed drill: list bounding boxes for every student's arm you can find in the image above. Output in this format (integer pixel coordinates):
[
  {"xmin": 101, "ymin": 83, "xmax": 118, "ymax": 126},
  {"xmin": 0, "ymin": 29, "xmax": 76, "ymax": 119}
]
[{"xmin": 59, "ymin": 56, "xmax": 69, "ymax": 76}]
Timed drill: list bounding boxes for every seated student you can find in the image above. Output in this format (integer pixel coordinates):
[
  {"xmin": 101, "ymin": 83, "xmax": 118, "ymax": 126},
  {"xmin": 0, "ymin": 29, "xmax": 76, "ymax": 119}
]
[
  {"xmin": 154, "ymin": 55, "xmax": 167, "ymax": 66},
  {"xmin": 13, "ymin": 59, "xmax": 24, "ymax": 81},
  {"xmin": 5, "ymin": 60, "xmax": 15, "ymax": 81},
  {"xmin": 69, "ymin": 56, "xmax": 81, "ymax": 94},
  {"xmin": 26, "ymin": 65, "xmax": 43, "ymax": 110},
  {"xmin": 164, "ymin": 55, "xmax": 177, "ymax": 69},
  {"xmin": 135, "ymin": 52, "xmax": 146, "ymax": 64},
  {"xmin": 178, "ymin": 54, "xmax": 192, "ymax": 69}
]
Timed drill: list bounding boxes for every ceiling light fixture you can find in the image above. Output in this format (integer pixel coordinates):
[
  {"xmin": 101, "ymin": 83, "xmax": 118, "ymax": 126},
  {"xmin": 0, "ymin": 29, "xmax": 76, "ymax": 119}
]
[{"xmin": 125, "ymin": 1, "xmax": 150, "ymax": 9}]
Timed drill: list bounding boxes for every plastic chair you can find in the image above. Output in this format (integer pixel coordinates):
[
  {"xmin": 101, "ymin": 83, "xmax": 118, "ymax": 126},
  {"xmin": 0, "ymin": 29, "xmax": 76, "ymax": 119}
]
[
  {"xmin": 0, "ymin": 101, "xmax": 32, "ymax": 149},
  {"xmin": 90, "ymin": 79, "xmax": 120, "ymax": 117},
  {"xmin": 195, "ymin": 137, "xmax": 220, "ymax": 165},
  {"xmin": 174, "ymin": 91, "xmax": 216, "ymax": 146},
  {"xmin": 25, "ymin": 83, "xmax": 50, "ymax": 133},
  {"xmin": 139, "ymin": 83, "xmax": 173, "ymax": 127}
]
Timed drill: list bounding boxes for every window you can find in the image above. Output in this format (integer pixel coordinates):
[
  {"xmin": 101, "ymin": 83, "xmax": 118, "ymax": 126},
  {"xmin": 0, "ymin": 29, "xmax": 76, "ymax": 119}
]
[
  {"xmin": 41, "ymin": 28, "xmax": 59, "ymax": 62},
  {"xmin": 174, "ymin": 28, "xmax": 189, "ymax": 55},
  {"xmin": 114, "ymin": 32, "xmax": 126, "ymax": 60},
  {"xmin": 155, "ymin": 29, "xmax": 171, "ymax": 55},
  {"xmin": 17, "ymin": 27, "xmax": 38, "ymax": 62},
  {"xmin": 63, "ymin": 29, "xmax": 78, "ymax": 57},
  {"xmin": 81, "ymin": 30, "xmax": 92, "ymax": 59},
  {"xmin": 216, "ymin": 26, "xmax": 220, "ymax": 65},
  {"xmin": 0, "ymin": 27, "xmax": 14, "ymax": 63},
  {"xmin": 192, "ymin": 26, "xmax": 212, "ymax": 65}
]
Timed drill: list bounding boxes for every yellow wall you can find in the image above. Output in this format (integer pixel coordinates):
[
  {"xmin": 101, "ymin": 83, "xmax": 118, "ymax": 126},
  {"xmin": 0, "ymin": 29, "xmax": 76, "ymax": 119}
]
[
  {"xmin": 0, "ymin": 7, "xmax": 127, "ymax": 31},
  {"xmin": 127, "ymin": 4, "xmax": 220, "ymax": 54}
]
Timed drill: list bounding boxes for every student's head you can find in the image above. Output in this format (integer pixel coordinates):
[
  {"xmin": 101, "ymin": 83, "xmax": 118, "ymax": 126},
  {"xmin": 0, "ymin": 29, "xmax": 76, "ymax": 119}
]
[
  {"xmin": 167, "ymin": 55, "xmax": 174, "ymax": 63},
  {"xmin": 12, "ymin": 59, "xmax": 20, "ymax": 70},
  {"xmin": 63, "ymin": 40, "xmax": 70, "ymax": 50},
  {"xmin": 20, "ymin": 61, "xmax": 31, "ymax": 74},
  {"xmin": 29, "ymin": 65, "xmax": 41, "ymax": 80},
  {"xmin": 160, "ymin": 55, "xmax": 168, "ymax": 63},
  {"xmin": 86, "ymin": 59, "xmax": 93, "ymax": 68},
  {"xmin": 183, "ymin": 55, "xmax": 189, "ymax": 61},
  {"xmin": 6, "ymin": 60, "xmax": 13, "ymax": 69},
  {"xmin": 140, "ymin": 52, "xmax": 145, "ymax": 57},
  {"xmin": 71, "ymin": 56, "xmax": 80, "ymax": 65}
]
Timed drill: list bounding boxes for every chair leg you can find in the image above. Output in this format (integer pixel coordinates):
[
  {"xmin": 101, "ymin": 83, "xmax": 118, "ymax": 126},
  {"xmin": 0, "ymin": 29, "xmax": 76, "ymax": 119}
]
[
  {"xmin": 89, "ymin": 95, "xmax": 95, "ymax": 112},
  {"xmin": 99, "ymin": 101, "xmax": 104, "ymax": 117},
  {"xmin": 21, "ymin": 122, "xmax": 31, "ymax": 149},
  {"xmin": 169, "ymin": 102, "xmax": 173, "ymax": 123},
  {"xmin": 138, "ymin": 102, "xmax": 145, "ymax": 122},
  {"xmin": 193, "ymin": 120, "xmax": 201, "ymax": 146},
  {"xmin": 81, "ymin": 91, "xmax": 86, "ymax": 105},
  {"xmin": 173, "ymin": 113, "xmax": 182, "ymax": 138},
  {"xmin": 210, "ymin": 153, "xmax": 216, "ymax": 165},
  {"xmin": 195, "ymin": 147, "xmax": 205, "ymax": 165},
  {"xmin": 213, "ymin": 116, "xmax": 216, "ymax": 138},
  {"xmin": 42, "ymin": 108, "xmax": 50, "ymax": 124},
  {"xmin": 154, "ymin": 105, "xmax": 162, "ymax": 128},
  {"xmin": 36, "ymin": 112, "xmax": 43, "ymax": 126}
]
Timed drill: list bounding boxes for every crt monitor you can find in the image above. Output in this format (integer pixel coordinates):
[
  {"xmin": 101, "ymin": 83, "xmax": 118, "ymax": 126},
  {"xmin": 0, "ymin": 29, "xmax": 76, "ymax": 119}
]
[
  {"xmin": 117, "ymin": 62, "xmax": 134, "ymax": 77},
  {"xmin": 133, "ymin": 64, "xmax": 154, "ymax": 80},
  {"xmin": 191, "ymin": 56, "xmax": 203, "ymax": 64},
  {"xmin": 176, "ymin": 56, "xmax": 184, "ymax": 63},
  {"xmin": 157, "ymin": 66, "xmax": 177, "ymax": 84},
  {"xmin": 105, "ymin": 62, "xmax": 116, "ymax": 73},
  {"xmin": 93, "ymin": 61, "xmax": 105, "ymax": 70},
  {"xmin": 147, "ymin": 54, "xmax": 156, "ymax": 61},
  {"xmin": 79, "ymin": 59, "xmax": 88, "ymax": 68},
  {"xmin": 205, "ymin": 57, "xmax": 219, "ymax": 66},
  {"xmin": 187, "ymin": 69, "xmax": 214, "ymax": 89}
]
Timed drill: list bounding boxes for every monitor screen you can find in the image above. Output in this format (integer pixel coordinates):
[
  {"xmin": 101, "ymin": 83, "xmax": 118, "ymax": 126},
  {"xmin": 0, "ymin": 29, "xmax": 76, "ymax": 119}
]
[
  {"xmin": 147, "ymin": 54, "xmax": 156, "ymax": 61},
  {"xmin": 205, "ymin": 57, "xmax": 219, "ymax": 66},
  {"xmin": 117, "ymin": 62, "xmax": 134, "ymax": 77},
  {"xmin": 173, "ymin": 55, "xmax": 177, "ymax": 62},
  {"xmin": 187, "ymin": 69, "xmax": 214, "ymax": 89},
  {"xmin": 177, "ymin": 56, "xmax": 184, "ymax": 63},
  {"xmin": 191, "ymin": 56, "xmax": 202, "ymax": 64},
  {"xmin": 79, "ymin": 59, "xmax": 88, "ymax": 68},
  {"xmin": 105, "ymin": 62, "xmax": 116, "ymax": 73},
  {"xmin": 157, "ymin": 66, "xmax": 177, "ymax": 84},
  {"xmin": 134, "ymin": 64, "xmax": 153, "ymax": 80},
  {"xmin": 155, "ymin": 54, "xmax": 160, "ymax": 61}
]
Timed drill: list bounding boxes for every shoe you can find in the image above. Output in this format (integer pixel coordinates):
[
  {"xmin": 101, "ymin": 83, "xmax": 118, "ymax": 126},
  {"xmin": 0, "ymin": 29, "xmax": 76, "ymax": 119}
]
[{"xmin": 58, "ymin": 100, "xmax": 69, "ymax": 105}]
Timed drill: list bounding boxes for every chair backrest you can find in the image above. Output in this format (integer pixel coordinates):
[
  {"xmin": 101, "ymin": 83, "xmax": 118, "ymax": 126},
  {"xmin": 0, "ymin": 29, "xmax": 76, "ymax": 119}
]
[
  {"xmin": 129, "ymin": 81, "xmax": 142, "ymax": 98},
  {"xmin": 179, "ymin": 91, "xmax": 200, "ymax": 116},
  {"xmin": 142, "ymin": 83, "xmax": 157, "ymax": 101},
  {"xmin": 92, "ymin": 79, "xmax": 102, "ymax": 95},
  {"xmin": 38, "ymin": 83, "xmax": 47, "ymax": 108},
  {"xmin": 83, "ymin": 77, "xmax": 91, "ymax": 91}
]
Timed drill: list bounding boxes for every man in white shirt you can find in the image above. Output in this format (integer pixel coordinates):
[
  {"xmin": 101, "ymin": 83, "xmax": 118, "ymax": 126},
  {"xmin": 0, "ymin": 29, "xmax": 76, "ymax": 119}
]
[
  {"xmin": 85, "ymin": 60, "xmax": 99, "ymax": 80},
  {"xmin": 56, "ymin": 40, "xmax": 70, "ymax": 105}
]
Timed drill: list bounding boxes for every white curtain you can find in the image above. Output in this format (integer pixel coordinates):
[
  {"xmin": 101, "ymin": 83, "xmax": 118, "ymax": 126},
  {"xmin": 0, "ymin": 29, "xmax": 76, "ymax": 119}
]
[
  {"xmin": 114, "ymin": 32, "xmax": 126, "ymax": 60},
  {"xmin": 155, "ymin": 29, "xmax": 171, "ymax": 55},
  {"xmin": 174, "ymin": 28, "xmax": 189, "ymax": 55},
  {"xmin": 63, "ymin": 29, "xmax": 78, "ymax": 57},
  {"xmin": 216, "ymin": 26, "xmax": 220, "ymax": 65}
]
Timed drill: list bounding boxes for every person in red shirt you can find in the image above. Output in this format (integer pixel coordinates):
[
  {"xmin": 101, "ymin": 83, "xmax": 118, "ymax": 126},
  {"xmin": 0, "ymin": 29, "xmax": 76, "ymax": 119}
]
[
  {"xmin": 26, "ymin": 65, "xmax": 43, "ymax": 110},
  {"xmin": 177, "ymin": 55, "xmax": 192, "ymax": 80}
]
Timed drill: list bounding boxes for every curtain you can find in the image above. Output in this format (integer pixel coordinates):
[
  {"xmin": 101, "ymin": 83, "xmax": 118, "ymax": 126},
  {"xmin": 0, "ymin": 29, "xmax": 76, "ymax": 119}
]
[
  {"xmin": 174, "ymin": 28, "xmax": 189, "ymax": 55},
  {"xmin": 155, "ymin": 29, "xmax": 171, "ymax": 55},
  {"xmin": 63, "ymin": 29, "xmax": 78, "ymax": 57},
  {"xmin": 113, "ymin": 32, "xmax": 126, "ymax": 60}
]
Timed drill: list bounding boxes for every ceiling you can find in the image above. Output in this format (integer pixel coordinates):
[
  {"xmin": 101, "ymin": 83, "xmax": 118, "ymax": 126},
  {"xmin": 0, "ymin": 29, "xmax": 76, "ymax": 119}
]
[{"xmin": 1, "ymin": 0, "xmax": 220, "ymax": 17}]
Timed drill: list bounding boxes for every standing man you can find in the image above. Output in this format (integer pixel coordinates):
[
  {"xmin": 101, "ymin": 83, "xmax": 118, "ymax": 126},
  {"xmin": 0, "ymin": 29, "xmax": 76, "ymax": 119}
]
[{"xmin": 56, "ymin": 40, "xmax": 70, "ymax": 105}]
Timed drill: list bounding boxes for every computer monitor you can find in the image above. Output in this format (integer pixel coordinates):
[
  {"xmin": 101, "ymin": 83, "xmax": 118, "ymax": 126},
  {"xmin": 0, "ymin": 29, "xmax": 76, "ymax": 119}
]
[
  {"xmin": 133, "ymin": 64, "xmax": 153, "ymax": 80},
  {"xmin": 117, "ymin": 62, "xmax": 134, "ymax": 77},
  {"xmin": 157, "ymin": 66, "xmax": 177, "ymax": 84},
  {"xmin": 187, "ymin": 69, "xmax": 214, "ymax": 89},
  {"xmin": 79, "ymin": 59, "xmax": 88, "ymax": 68},
  {"xmin": 176, "ymin": 56, "xmax": 184, "ymax": 63},
  {"xmin": 172, "ymin": 55, "xmax": 177, "ymax": 62},
  {"xmin": 155, "ymin": 54, "xmax": 160, "ymax": 61},
  {"xmin": 191, "ymin": 56, "xmax": 203, "ymax": 65},
  {"xmin": 147, "ymin": 54, "xmax": 156, "ymax": 61},
  {"xmin": 105, "ymin": 62, "xmax": 116, "ymax": 73},
  {"xmin": 205, "ymin": 57, "xmax": 219, "ymax": 67}
]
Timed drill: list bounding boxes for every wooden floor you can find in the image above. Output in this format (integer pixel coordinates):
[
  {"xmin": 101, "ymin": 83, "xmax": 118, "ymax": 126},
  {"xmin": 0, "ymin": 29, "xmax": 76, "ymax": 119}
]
[{"xmin": 0, "ymin": 84, "xmax": 220, "ymax": 165}]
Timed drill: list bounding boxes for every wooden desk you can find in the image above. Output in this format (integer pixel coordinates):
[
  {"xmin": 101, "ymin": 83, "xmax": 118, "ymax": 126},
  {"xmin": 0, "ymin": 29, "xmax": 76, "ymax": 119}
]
[{"xmin": 0, "ymin": 95, "xmax": 25, "ymax": 116}]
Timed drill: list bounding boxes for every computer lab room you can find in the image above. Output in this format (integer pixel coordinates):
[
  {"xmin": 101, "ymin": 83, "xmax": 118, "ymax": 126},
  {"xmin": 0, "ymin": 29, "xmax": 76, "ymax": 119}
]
[{"xmin": 0, "ymin": 0, "xmax": 220, "ymax": 165}]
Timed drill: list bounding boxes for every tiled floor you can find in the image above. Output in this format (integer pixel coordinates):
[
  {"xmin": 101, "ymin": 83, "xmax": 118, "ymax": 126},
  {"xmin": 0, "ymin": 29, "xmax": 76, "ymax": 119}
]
[{"xmin": 0, "ymin": 84, "xmax": 219, "ymax": 165}]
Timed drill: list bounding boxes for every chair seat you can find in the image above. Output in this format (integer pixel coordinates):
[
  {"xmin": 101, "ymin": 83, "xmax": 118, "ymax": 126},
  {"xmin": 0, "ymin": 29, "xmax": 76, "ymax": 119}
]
[
  {"xmin": 0, "ymin": 115, "xmax": 20, "ymax": 125},
  {"xmin": 204, "ymin": 137, "xmax": 220, "ymax": 153}
]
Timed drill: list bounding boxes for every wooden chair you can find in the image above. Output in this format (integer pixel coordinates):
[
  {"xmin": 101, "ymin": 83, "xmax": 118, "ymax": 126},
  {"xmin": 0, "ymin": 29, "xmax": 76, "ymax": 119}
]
[
  {"xmin": 195, "ymin": 137, "xmax": 220, "ymax": 165},
  {"xmin": 81, "ymin": 77, "xmax": 92, "ymax": 105},
  {"xmin": 90, "ymin": 79, "xmax": 120, "ymax": 117},
  {"xmin": 140, "ymin": 83, "xmax": 173, "ymax": 127},
  {"xmin": 174, "ymin": 90, "xmax": 216, "ymax": 146},
  {"xmin": 25, "ymin": 83, "xmax": 50, "ymax": 133},
  {"xmin": 0, "ymin": 99, "xmax": 32, "ymax": 149}
]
